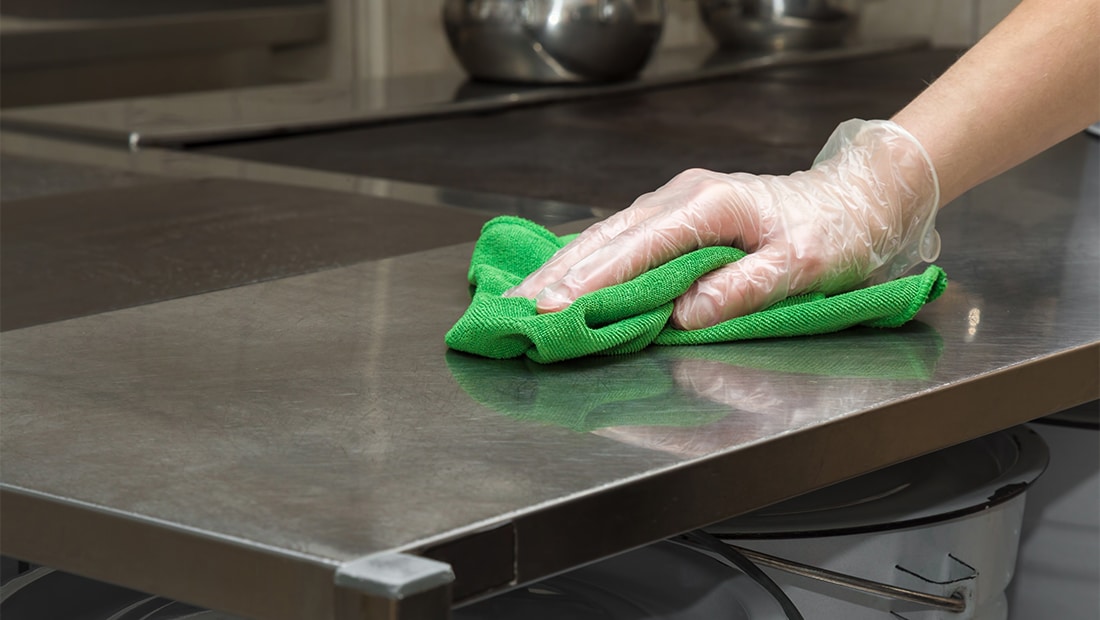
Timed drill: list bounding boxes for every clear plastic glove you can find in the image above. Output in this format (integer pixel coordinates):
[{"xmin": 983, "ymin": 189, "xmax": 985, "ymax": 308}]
[{"xmin": 503, "ymin": 119, "xmax": 941, "ymax": 330}]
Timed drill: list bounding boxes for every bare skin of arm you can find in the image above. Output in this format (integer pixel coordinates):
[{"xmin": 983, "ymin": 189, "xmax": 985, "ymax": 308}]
[{"xmin": 894, "ymin": 0, "xmax": 1100, "ymax": 205}]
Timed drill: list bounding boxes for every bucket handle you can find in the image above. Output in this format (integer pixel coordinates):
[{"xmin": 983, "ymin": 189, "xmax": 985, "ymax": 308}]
[
  {"xmin": 673, "ymin": 531, "xmax": 807, "ymax": 620},
  {"xmin": 720, "ymin": 542, "xmax": 968, "ymax": 613}
]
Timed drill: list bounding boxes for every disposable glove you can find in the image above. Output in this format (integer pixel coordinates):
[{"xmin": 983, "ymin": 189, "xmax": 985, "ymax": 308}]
[{"xmin": 504, "ymin": 119, "xmax": 941, "ymax": 330}]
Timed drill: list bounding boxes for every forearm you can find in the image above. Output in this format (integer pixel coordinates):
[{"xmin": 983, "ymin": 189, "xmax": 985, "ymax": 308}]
[{"xmin": 892, "ymin": 0, "xmax": 1100, "ymax": 206}]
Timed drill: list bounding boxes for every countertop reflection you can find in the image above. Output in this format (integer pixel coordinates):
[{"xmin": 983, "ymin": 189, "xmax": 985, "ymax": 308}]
[{"xmin": 447, "ymin": 322, "xmax": 944, "ymax": 459}]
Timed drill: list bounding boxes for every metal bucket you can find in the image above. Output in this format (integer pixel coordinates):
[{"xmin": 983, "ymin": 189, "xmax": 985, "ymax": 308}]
[{"xmin": 706, "ymin": 426, "xmax": 1049, "ymax": 620}]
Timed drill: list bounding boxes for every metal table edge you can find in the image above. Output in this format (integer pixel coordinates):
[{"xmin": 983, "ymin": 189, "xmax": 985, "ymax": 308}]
[
  {"xmin": 398, "ymin": 341, "xmax": 1099, "ymax": 605},
  {"xmin": 0, "ymin": 328, "xmax": 1094, "ymax": 619}
]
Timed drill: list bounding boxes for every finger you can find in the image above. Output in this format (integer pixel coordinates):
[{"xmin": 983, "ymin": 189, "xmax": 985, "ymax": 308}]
[
  {"xmin": 671, "ymin": 248, "xmax": 792, "ymax": 329},
  {"xmin": 503, "ymin": 191, "xmax": 667, "ymax": 299},
  {"xmin": 503, "ymin": 218, "xmax": 624, "ymax": 299},
  {"xmin": 533, "ymin": 209, "xmax": 724, "ymax": 313}
]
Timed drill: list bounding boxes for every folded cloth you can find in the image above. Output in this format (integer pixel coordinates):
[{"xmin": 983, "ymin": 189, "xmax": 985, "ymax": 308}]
[{"xmin": 445, "ymin": 216, "xmax": 947, "ymax": 363}]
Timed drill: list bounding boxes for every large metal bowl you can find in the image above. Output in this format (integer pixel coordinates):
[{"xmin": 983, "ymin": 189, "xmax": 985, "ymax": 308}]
[
  {"xmin": 698, "ymin": 0, "xmax": 859, "ymax": 50},
  {"xmin": 443, "ymin": 0, "xmax": 666, "ymax": 84}
]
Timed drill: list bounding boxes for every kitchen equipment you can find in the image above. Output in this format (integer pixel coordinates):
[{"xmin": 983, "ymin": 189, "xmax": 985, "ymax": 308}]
[
  {"xmin": 698, "ymin": 0, "xmax": 860, "ymax": 50},
  {"xmin": 1010, "ymin": 410, "xmax": 1099, "ymax": 619},
  {"xmin": 706, "ymin": 426, "xmax": 1049, "ymax": 619},
  {"xmin": 443, "ymin": 0, "xmax": 666, "ymax": 83}
]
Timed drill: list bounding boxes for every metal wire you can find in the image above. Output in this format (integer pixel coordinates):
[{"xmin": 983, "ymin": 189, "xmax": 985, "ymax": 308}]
[
  {"xmin": 721, "ymin": 542, "xmax": 966, "ymax": 613},
  {"xmin": 672, "ymin": 531, "xmax": 806, "ymax": 620}
]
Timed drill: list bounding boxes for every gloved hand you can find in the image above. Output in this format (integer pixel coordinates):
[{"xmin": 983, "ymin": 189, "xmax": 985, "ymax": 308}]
[{"xmin": 504, "ymin": 119, "xmax": 942, "ymax": 330}]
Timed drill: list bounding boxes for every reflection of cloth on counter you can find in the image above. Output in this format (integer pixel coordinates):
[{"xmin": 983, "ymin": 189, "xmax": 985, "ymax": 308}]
[
  {"xmin": 445, "ymin": 216, "xmax": 948, "ymax": 363},
  {"xmin": 445, "ymin": 352, "xmax": 727, "ymax": 431},
  {"xmin": 668, "ymin": 323, "xmax": 944, "ymax": 381}
]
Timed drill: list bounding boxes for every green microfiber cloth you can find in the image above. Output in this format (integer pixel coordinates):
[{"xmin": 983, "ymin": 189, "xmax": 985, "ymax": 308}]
[{"xmin": 445, "ymin": 216, "xmax": 947, "ymax": 363}]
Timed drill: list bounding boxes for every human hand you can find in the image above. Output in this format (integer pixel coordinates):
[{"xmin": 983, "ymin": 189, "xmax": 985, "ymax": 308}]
[{"xmin": 504, "ymin": 119, "xmax": 941, "ymax": 330}]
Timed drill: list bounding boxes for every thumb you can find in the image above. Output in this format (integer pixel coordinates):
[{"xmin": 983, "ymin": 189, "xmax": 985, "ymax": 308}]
[{"xmin": 671, "ymin": 249, "xmax": 791, "ymax": 330}]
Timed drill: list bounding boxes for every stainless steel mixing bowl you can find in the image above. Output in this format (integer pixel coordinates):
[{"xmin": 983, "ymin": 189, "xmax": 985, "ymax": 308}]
[
  {"xmin": 698, "ymin": 0, "xmax": 859, "ymax": 50},
  {"xmin": 443, "ymin": 0, "xmax": 666, "ymax": 83}
]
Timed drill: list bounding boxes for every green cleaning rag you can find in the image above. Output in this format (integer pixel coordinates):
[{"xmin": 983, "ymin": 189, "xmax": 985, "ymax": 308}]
[{"xmin": 445, "ymin": 216, "xmax": 947, "ymax": 363}]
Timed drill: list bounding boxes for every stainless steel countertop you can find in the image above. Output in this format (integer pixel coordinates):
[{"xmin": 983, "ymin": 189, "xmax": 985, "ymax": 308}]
[
  {"xmin": 0, "ymin": 153, "xmax": 162, "ymax": 201},
  {"xmin": 0, "ymin": 130, "xmax": 605, "ymax": 226},
  {"xmin": 0, "ymin": 38, "xmax": 925, "ymax": 147},
  {"xmin": 2, "ymin": 128, "xmax": 1097, "ymax": 620}
]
